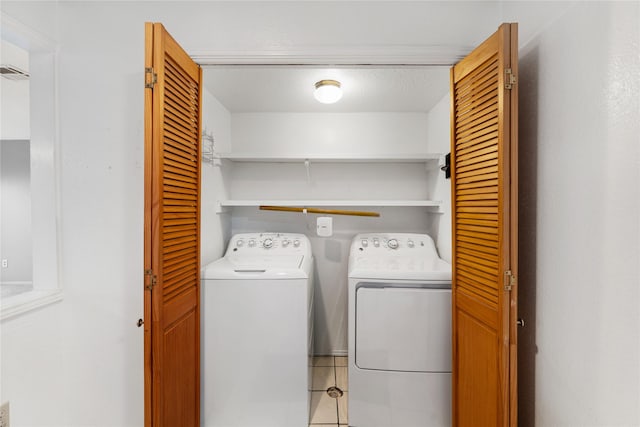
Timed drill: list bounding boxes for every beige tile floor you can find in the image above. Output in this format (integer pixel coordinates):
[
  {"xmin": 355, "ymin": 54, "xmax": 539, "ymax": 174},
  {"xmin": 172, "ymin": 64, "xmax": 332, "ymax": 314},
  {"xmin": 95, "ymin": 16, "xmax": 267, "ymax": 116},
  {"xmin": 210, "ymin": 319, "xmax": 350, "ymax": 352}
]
[{"xmin": 309, "ymin": 356, "xmax": 348, "ymax": 426}]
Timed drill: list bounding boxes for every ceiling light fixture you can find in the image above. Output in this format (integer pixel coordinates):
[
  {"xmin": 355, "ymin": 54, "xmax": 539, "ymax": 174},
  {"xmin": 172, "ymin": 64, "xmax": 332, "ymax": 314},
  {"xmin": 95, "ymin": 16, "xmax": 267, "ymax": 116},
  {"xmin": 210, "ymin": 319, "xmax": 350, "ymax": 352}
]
[{"xmin": 314, "ymin": 79, "xmax": 342, "ymax": 104}]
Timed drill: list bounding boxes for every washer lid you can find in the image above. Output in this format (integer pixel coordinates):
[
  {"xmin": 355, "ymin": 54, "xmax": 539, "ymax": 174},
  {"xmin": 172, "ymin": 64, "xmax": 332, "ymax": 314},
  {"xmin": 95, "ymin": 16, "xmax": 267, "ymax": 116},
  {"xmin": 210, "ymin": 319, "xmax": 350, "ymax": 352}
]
[{"xmin": 202, "ymin": 255, "xmax": 308, "ymax": 279}]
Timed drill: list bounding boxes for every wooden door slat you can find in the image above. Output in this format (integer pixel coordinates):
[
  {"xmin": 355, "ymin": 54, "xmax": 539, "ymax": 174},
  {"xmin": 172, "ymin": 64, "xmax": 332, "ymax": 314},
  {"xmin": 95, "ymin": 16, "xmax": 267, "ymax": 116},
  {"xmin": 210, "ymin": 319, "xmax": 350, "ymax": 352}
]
[
  {"xmin": 457, "ymin": 144, "xmax": 498, "ymax": 163},
  {"xmin": 164, "ymin": 178, "xmax": 197, "ymax": 191},
  {"xmin": 455, "ymin": 105, "xmax": 499, "ymax": 136},
  {"xmin": 164, "ymin": 171, "xmax": 197, "ymax": 186},
  {"xmin": 164, "ymin": 229, "xmax": 199, "ymax": 241},
  {"xmin": 457, "ymin": 241, "xmax": 500, "ymax": 260},
  {"xmin": 455, "ymin": 131, "xmax": 499, "ymax": 153},
  {"xmin": 164, "ymin": 120, "xmax": 198, "ymax": 150},
  {"xmin": 454, "ymin": 54, "xmax": 499, "ymax": 92},
  {"xmin": 455, "ymin": 89, "xmax": 499, "ymax": 120},
  {"xmin": 164, "ymin": 257, "xmax": 198, "ymax": 276},
  {"xmin": 163, "ymin": 206, "xmax": 197, "ymax": 215},
  {"xmin": 163, "ymin": 246, "xmax": 197, "ymax": 262},
  {"xmin": 163, "ymin": 240, "xmax": 198, "ymax": 255},
  {"xmin": 456, "ymin": 159, "xmax": 499, "ymax": 175},
  {"xmin": 456, "ymin": 171, "xmax": 499, "ymax": 185},
  {"xmin": 165, "ymin": 157, "xmax": 197, "ymax": 174},
  {"xmin": 458, "ymin": 249, "xmax": 499, "ymax": 269},
  {"xmin": 457, "ymin": 150, "xmax": 499, "ymax": 168},
  {"xmin": 165, "ymin": 102, "xmax": 198, "ymax": 131},
  {"xmin": 455, "ymin": 123, "xmax": 499, "ymax": 145},
  {"xmin": 164, "ymin": 166, "xmax": 197, "ymax": 182},
  {"xmin": 165, "ymin": 74, "xmax": 198, "ymax": 105},
  {"xmin": 457, "ymin": 276, "xmax": 499, "ymax": 307},
  {"xmin": 165, "ymin": 91, "xmax": 198, "ymax": 121},
  {"xmin": 457, "ymin": 266, "xmax": 499, "ymax": 291},
  {"xmin": 164, "ymin": 109, "xmax": 197, "ymax": 138}
]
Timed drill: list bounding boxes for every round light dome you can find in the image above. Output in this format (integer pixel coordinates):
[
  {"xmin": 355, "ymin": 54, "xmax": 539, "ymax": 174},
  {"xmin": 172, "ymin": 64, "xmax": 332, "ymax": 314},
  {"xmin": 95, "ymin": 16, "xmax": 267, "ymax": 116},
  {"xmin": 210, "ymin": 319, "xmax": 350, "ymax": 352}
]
[{"xmin": 314, "ymin": 80, "xmax": 342, "ymax": 104}]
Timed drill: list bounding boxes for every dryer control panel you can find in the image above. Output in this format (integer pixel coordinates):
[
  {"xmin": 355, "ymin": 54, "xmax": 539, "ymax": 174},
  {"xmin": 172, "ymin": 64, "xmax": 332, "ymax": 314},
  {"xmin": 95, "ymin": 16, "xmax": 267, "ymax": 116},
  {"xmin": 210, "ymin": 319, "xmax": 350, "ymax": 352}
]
[
  {"xmin": 348, "ymin": 233, "xmax": 451, "ymax": 281},
  {"xmin": 353, "ymin": 233, "xmax": 436, "ymax": 254},
  {"xmin": 226, "ymin": 233, "xmax": 311, "ymax": 255}
]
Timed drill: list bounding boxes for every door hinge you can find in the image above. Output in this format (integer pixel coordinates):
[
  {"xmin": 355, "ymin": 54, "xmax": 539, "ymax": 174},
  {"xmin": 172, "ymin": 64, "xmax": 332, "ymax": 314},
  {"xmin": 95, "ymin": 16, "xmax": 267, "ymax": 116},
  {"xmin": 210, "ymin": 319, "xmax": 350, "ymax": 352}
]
[
  {"xmin": 505, "ymin": 68, "xmax": 517, "ymax": 90},
  {"xmin": 145, "ymin": 67, "xmax": 157, "ymax": 89},
  {"xmin": 504, "ymin": 270, "xmax": 516, "ymax": 291},
  {"xmin": 145, "ymin": 269, "xmax": 157, "ymax": 290}
]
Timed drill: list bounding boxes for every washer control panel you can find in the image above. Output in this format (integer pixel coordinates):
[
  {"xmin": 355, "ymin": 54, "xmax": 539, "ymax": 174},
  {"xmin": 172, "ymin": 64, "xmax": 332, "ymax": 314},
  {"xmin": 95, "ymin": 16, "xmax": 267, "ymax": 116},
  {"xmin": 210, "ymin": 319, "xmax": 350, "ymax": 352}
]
[{"xmin": 227, "ymin": 233, "xmax": 310, "ymax": 254}]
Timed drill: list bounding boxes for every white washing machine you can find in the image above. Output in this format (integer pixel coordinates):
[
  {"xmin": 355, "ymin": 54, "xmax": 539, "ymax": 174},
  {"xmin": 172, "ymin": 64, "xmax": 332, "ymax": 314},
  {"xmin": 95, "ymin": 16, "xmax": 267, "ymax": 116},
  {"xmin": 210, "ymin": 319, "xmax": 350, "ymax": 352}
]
[
  {"xmin": 202, "ymin": 232, "xmax": 314, "ymax": 427},
  {"xmin": 348, "ymin": 233, "xmax": 452, "ymax": 427}
]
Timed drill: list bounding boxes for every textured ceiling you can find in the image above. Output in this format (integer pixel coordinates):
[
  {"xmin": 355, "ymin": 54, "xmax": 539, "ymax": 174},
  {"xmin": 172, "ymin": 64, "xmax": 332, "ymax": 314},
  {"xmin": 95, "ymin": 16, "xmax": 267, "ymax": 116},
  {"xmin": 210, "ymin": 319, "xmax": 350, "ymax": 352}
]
[{"xmin": 202, "ymin": 66, "xmax": 450, "ymax": 113}]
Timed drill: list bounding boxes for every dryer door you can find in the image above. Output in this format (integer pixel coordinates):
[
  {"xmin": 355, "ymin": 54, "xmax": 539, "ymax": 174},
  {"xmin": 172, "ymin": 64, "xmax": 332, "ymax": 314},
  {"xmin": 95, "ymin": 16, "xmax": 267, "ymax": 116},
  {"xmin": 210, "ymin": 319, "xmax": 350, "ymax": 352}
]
[{"xmin": 355, "ymin": 284, "xmax": 451, "ymax": 373}]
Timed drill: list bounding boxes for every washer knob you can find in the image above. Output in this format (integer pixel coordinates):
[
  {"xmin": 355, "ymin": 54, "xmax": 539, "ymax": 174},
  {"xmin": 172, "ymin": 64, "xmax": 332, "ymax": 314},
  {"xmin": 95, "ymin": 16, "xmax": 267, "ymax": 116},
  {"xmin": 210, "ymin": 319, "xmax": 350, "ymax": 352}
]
[
  {"xmin": 263, "ymin": 238, "xmax": 273, "ymax": 249},
  {"xmin": 388, "ymin": 238, "xmax": 399, "ymax": 249},
  {"xmin": 236, "ymin": 239, "xmax": 244, "ymax": 247},
  {"xmin": 361, "ymin": 239, "xmax": 368, "ymax": 247},
  {"xmin": 282, "ymin": 239, "xmax": 290, "ymax": 247},
  {"xmin": 373, "ymin": 238, "xmax": 380, "ymax": 247},
  {"xmin": 248, "ymin": 239, "xmax": 256, "ymax": 247},
  {"xmin": 293, "ymin": 239, "xmax": 300, "ymax": 247},
  {"xmin": 407, "ymin": 239, "xmax": 414, "ymax": 248}
]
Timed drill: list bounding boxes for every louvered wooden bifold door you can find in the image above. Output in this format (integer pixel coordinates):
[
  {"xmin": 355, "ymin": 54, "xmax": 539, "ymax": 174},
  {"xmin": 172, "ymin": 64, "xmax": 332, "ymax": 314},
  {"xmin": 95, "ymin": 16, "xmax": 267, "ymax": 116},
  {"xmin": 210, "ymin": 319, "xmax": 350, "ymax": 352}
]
[
  {"xmin": 144, "ymin": 22, "xmax": 202, "ymax": 427},
  {"xmin": 450, "ymin": 23, "xmax": 518, "ymax": 427}
]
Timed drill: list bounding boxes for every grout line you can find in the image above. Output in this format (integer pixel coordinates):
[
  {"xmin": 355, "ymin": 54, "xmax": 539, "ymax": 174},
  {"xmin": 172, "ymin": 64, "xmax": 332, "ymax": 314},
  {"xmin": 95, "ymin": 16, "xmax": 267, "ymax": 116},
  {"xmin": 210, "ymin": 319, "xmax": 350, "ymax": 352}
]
[{"xmin": 334, "ymin": 357, "xmax": 339, "ymax": 427}]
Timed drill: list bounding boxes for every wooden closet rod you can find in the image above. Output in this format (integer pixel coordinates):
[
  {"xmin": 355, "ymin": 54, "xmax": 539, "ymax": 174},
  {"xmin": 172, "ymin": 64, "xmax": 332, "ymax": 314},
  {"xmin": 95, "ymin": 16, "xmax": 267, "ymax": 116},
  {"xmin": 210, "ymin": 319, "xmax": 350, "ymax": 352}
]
[{"xmin": 259, "ymin": 205, "xmax": 380, "ymax": 217}]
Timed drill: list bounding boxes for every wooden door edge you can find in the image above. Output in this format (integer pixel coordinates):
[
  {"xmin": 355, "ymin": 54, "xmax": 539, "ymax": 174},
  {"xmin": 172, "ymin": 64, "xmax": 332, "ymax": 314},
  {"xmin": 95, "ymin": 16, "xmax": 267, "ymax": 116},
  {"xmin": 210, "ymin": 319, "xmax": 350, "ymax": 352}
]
[
  {"xmin": 143, "ymin": 21, "xmax": 154, "ymax": 427},
  {"xmin": 508, "ymin": 21, "xmax": 519, "ymax": 427}
]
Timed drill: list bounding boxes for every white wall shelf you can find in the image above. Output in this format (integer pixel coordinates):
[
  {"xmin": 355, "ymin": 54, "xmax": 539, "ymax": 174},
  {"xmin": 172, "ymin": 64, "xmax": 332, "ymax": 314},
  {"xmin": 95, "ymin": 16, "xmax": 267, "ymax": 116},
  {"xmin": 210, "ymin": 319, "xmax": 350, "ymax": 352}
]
[
  {"xmin": 219, "ymin": 200, "xmax": 442, "ymax": 212},
  {"xmin": 216, "ymin": 153, "xmax": 446, "ymax": 214},
  {"xmin": 217, "ymin": 153, "xmax": 444, "ymax": 163}
]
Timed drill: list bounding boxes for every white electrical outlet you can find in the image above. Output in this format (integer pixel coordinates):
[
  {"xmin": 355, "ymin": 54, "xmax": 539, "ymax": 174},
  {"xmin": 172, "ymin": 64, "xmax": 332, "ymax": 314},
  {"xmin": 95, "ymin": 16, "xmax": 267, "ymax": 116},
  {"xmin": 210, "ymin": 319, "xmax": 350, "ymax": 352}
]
[
  {"xmin": 1, "ymin": 259, "xmax": 7, "ymax": 268},
  {"xmin": 0, "ymin": 401, "xmax": 9, "ymax": 427},
  {"xmin": 316, "ymin": 216, "xmax": 333, "ymax": 237}
]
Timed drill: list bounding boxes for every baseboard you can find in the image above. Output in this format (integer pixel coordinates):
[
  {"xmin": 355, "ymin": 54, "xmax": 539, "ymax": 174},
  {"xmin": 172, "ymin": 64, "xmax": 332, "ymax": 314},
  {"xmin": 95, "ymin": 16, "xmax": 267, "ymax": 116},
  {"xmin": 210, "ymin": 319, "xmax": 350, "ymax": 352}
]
[{"xmin": 314, "ymin": 350, "xmax": 348, "ymax": 357}]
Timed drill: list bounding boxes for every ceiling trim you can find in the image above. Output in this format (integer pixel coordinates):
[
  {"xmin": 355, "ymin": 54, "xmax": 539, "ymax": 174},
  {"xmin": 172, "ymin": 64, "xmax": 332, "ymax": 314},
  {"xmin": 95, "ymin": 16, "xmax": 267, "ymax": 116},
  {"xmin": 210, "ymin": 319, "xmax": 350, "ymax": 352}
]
[
  {"xmin": 1, "ymin": 12, "xmax": 57, "ymax": 52},
  {"xmin": 191, "ymin": 44, "xmax": 472, "ymax": 66}
]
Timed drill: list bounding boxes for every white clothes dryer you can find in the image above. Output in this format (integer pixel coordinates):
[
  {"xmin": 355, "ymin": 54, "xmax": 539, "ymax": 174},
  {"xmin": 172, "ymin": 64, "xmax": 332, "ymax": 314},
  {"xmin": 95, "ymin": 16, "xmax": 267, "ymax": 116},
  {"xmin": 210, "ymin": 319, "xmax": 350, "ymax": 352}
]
[
  {"xmin": 202, "ymin": 233, "xmax": 314, "ymax": 427},
  {"xmin": 348, "ymin": 233, "xmax": 452, "ymax": 427}
]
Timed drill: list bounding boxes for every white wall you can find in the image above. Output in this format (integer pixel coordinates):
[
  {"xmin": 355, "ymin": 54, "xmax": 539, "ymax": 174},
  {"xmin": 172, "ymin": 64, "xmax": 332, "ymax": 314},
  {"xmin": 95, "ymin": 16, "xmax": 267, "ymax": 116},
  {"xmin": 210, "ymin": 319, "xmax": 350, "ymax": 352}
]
[
  {"xmin": 504, "ymin": 2, "xmax": 640, "ymax": 426},
  {"xmin": 231, "ymin": 112, "xmax": 429, "ymax": 156},
  {"xmin": 0, "ymin": 1, "xmax": 637, "ymax": 426},
  {"xmin": 0, "ymin": 140, "xmax": 32, "ymax": 283},
  {"xmin": 0, "ymin": 40, "xmax": 30, "ymax": 140},
  {"xmin": 426, "ymin": 94, "xmax": 452, "ymax": 263},
  {"xmin": 201, "ymin": 89, "xmax": 232, "ymax": 266}
]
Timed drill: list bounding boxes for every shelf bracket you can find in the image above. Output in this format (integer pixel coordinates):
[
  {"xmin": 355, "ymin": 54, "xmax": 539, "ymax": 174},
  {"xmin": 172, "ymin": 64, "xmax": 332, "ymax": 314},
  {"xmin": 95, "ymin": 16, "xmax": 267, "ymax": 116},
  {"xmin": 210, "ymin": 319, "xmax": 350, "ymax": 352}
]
[
  {"xmin": 305, "ymin": 159, "xmax": 311, "ymax": 183},
  {"xmin": 215, "ymin": 201, "xmax": 230, "ymax": 215}
]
